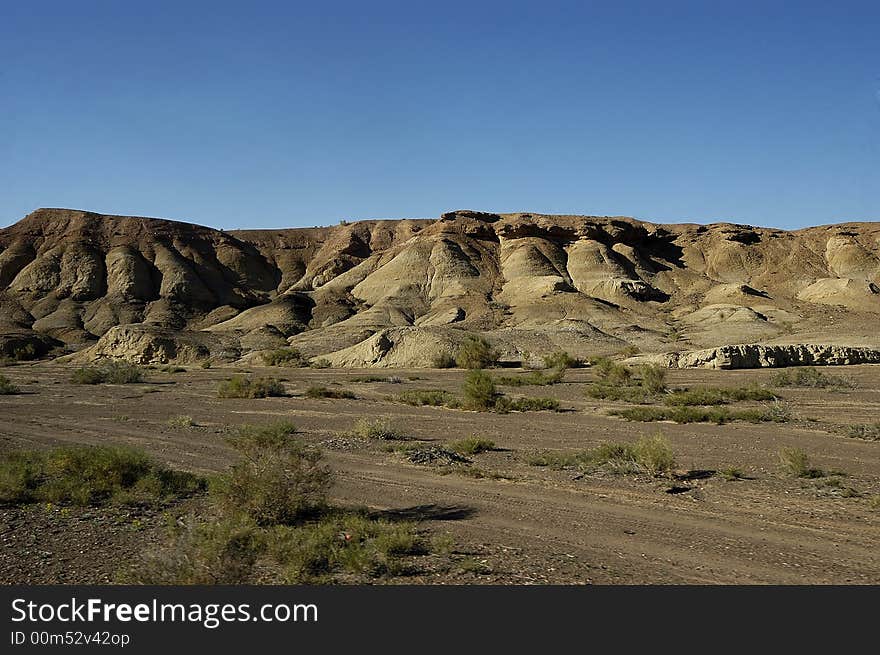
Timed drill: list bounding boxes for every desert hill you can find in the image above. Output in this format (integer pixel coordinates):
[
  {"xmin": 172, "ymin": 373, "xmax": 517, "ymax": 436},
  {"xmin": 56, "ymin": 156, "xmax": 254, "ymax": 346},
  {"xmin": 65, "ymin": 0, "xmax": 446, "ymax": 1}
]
[{"xmin": 1, "ymin": 208, "xmax": 878, "ymax": 367}]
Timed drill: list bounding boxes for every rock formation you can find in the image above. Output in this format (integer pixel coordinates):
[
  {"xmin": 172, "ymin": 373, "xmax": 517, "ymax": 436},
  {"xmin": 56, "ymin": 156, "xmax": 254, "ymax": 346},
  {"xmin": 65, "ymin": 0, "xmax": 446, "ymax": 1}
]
[{"xmin": 1, "ymin": 208, "xmax": 878, "ymax": 366}]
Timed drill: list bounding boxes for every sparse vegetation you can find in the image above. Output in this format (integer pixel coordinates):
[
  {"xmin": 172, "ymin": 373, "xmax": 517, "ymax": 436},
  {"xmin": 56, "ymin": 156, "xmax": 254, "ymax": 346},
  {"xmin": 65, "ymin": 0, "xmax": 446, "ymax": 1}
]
[
  {"xmin": 217, "ymin": 375, "xmax": 285, "ymax": 398},
  {"xmin": 310, "ymin": 358, "xmax": 332, "ymax": 369},
  {"xmin": 261, "ymin": 347, "xmax": 307, "ymax": 367},
  {"xmin": 770, "ymin": 367, "xmax": 854, "ymax": 389},
  {"xmin": 214, "ymin": 421, "xmax": 331, "ymax": 525},
  {"xmin": 590, "ymin": 357, "xmax": 633, "ymax": 385},
  {"xmin": 398, "ymin": 389, "xmax": 454, "ymax": 406},
  {"xmin": 455, "ymin": 335, "xmax": 499, "ymax": 369},
  {"xmin": 0, "ymin": 374, "xmax": 20, "ymax": 395},
  {"xmin": 719, "ymin": 467, "xmax": 746, "ymax": 481},
  {"xmin": 304, "ymin": 385, "xmax": 355, "ymax": 399},
  {"xmin": 0, "ymin": 446, "xmax": 204, "ymax": 506},
  {"xmin": 495, "ymin": 369, "xmax": 565, "ymax": 386},
  {"xmin": 350, "ymin": 418, "xmax": 409, "ymax": 441},
  {"xmin": 431, "ymin": 352, "xmax": 456, "ymax": 368},
  {"xmin": 543, "ymin": 350, "xmax": 577, "ymax": 370},
  {"xmin": 495, "ymin": 396, "xmax": 561, "ymax": 412},
  {"xmin": 663, "ymin": 385, "xmax": 778, "ymax": 406},
  {"xmin": 844, "ymin": 423, "xmax": 880, "ymax": 441},
  {"xmin": 448, "ymin": 437, "xmax": 496, "ymax": 455},
  {"xmin": 71, "ymin": 361, "xmax": 145, "ymax": 385},
  {"xmin": 639, "ymin": 364, "xmax": 667, "ymax": 394},
  {"xmin": 611, "ymin": 402, "xmax": 791, "ymax": 424},
  {"xmin": 168, "ymin": 415, "xmax": 196, "ymax": 428},
  {"xmin": 462, "ymin": 369, "xmax": 500, "ymax": 410},
  {"xmin": 528, "ymin": 434, "xmax": 675, "ymax": 477},
  {"xmin": 585, "ymin": 383, "xmax": 656, "ymax": 404},
  {"xmin": 126, "ymin": 422, "xmax": 434, "ymax": 584},
  {"xmin": 779, "ymin": 448, "xmax": 825, "ymax": 479}
]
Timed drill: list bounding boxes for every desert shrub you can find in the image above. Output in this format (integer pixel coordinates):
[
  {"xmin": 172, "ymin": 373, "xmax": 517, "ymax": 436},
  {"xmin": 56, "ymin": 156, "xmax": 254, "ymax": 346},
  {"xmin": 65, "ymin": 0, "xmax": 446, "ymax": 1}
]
[
  {"xmin": 217, "ymin": 375, "xmax": 285, "ymax": 398},
  {"xmin": 168, "ymin": 415, "xmax": 196, "ymax": 428},
  {"xmin": 431, "ymin": 352, "xmax": 457, "ymax": 368},
  {"xmin": 639, "ymin": 364, "xmax": 667, "ymax": 393},
  {"xmin": 200, "ymin": 360, "xmax": 212, "ymax": 369},
  {"xmin": 123, "ymin": 514, "xmax": 263, "ymax": 584},
  {"xmin": 590, "ymin": 357, "xmax": 633, "ymax": 385},
  {"xmin": 528, "ymin": 435, "xmax": 674, "ymax": 477},
  {"xmin": 0, "ymin": 374, "xmax": 20, "ymax": 395},
  {"xmin": 351, "ymin": 418, "xmax": 409, "ymax": 441},
  {"xmin": 267, "ymin": 512, "xmax": 425, "ymax": 583},
  {"xmin": 616, "ymin": 345, "xmax": 640, "ymax": 358},
  {"xmin": 496, "ymin": 396, "xmax": 560, "ymax": 412},
  {"xmin": 261, "ymin": 347, "xmax": 306, "ymax": 367},
  {"xmin": 663, "ymin": 385, "xmax": 778, "ymax": 406},
  {"xmin": 844, "ymin": 423, "xmax": 880, "ymax": 441},
  {"xmin": 719, "ymin": 467, "xmax": 746, "ymax": 481},
  {"xmin": 611, "ymin": 404, "xmax": 791, "ymax": 424},
  {"xmin": 310, "ymin": 358, "xmax": 332, "ymax": 369},
  {"xmin": 448, "ymin": 437, "xmax": 496, "ymax": 455},
  {"xmin": 455, "ymin": 335, "xmax": 499, "ymax": 369},
  {"xmin": 71, "ymin": 361, "xmax": 144, "ymax": 385},
  {"xmin": 462, "ymin": 369, "xmax": 499, "ymax": 410},
  {"xmin": 495, "ymin": 369, "xmax": 565, "ymax": 386},
  {"xmin": 770, "ymin": 367, "xmax": 853, "ymax": 389},
  {"xmin": 304, "ymin": 385, "xmax": 355, "ymax": 399},
  {"xmin": 543, "ymin": 351, "xmax": 576, "ymax": 370},
  {"xmin": 397, "ymin": 389, "xmax": 454, "ymax": 406},
  {"xmin": 779, "ymin": 448, "xmax": 825, "ymax": 479},
  {"xmin": 215, "ymin": 422, "xmax": 331, "ymax": 525},
  {"xmin": 585, "ymin": 383, "xmax": 656, "ymax": 404},
  {"xmin": 0, "ymin": 446, "xmax": 204, "ymax": 506},
  {"xmin": 12, "ymin": 343, "xmax": 37, "ymax": 361}
]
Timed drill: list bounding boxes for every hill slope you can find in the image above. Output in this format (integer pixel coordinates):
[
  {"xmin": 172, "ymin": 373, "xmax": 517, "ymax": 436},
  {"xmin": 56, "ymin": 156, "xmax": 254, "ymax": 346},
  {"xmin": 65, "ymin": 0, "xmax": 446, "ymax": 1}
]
[{"xmin": 1, "ymin": 208, "xmax": 878, "ymax": 365}]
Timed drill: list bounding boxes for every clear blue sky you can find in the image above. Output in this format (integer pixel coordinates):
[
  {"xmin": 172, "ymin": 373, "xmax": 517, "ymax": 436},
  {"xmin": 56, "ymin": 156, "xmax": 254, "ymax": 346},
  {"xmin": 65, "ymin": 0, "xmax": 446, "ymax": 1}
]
[{"xmin": 2, "ymin": 1, "xmax": 878, "ymax": 230}]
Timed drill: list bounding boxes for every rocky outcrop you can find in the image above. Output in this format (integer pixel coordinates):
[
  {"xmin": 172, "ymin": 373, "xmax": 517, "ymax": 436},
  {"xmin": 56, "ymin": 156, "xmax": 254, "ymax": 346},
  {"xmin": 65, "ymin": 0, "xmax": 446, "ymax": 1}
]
[
  {"xmin": 673, "ymin": 344, "xmax": 880, "ymax": 369},
  {"xmin": 70, "ymin": 324, "xmax": 238, "ymax": 365},
  {"xmin": 1, "ymin": 208, "xmax": 880, "ymax": 365}
]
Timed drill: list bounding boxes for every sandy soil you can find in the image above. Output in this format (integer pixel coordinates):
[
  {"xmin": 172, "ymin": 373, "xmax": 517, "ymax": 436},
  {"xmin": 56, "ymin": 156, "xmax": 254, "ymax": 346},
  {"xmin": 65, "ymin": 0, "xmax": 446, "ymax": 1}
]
[{"xmin": 1, "ymin": 362, "xmax": 878, "ymax": 584}]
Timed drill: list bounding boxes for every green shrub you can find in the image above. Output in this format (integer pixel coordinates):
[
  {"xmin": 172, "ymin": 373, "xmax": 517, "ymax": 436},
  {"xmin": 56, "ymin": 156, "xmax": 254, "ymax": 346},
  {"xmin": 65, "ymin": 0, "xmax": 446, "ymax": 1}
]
[
  {"xmin": 168, "ymin": 415, "xmax": 196, "ymax": 428},
  {"xmin": 543, "ymin": 351, "xmax": 576, "ymax": 370},
  {"xmin": 528, "ymin": 435, "xmax": 675, "ymax": 477},
  {"xmin": 217, "ymin": 375, "xmax": 285, "ymax": 398},
  {"xmin": 496, "ymin": 396, "xmax": 560, "ymax": 412},
  {"xmin": 779, "ymin": 448, "xmax": 825, "ymax": 479},
  {"xmin": 310, "ymin": 358, "xmax": 332, "ymax": 369},
  {"xmin": 448, "ymin": 437, "xmax": 496, "ymax": 455},
  {"xmin": 0, "ymin": 374, "xmax": 20, "ymax": 395},
  {"xmin": 663, "ymin": 385, "xmax": 778, "ymax": 406},
  {"xmin": 123, "ymin": 514, "xmax": 263, "ymax": 584},
  {"xmin": 397, "ymin": 389, "xmax": 454, "ymax": 406},
  {"xmin": 462, "ymin": 369, "xmax": 499, "ymax": 410},
  {"xmin": 639, "ymin": 364, "xmax": 667, "ymax": 393},
  {"xmin": 261, "ymin": 348, "xmax": 306, "ymax": 367},
  {"xmin": 304, "ymin": 385, "xmax": 355, "ymax": 399},
  {"xmin": 0, "ymin": 446, "xmax": 204, "ymax": 506},
  {"xmin": 771, "ymin": 367, "xmax": 854, "ymax": 389},
  {"xmin": 455, "ymin": 335, "xmax": 499, "ymax": 369},
  {"xmin": 215, "ymin": 422, "xmax": 331, "ymax": 525},
  {"xmin": 495, "ymin": 369, "xmax": 565, "ymax": 386},
  {"xmin": 845, "ymin": 423, "xmax": 880, "ymax": 441},
  {"xmin": 12, "ymin": 343, "xmax": 37, "ymax": 361},
  {"xmin": 431, "ymin": 352, "xmax": 457, "ymax": 368},
  {"xmin": 71, "ymin": 361, "xmax": 144, "ymax": 385},
  {"xmin": 585, "ymin": 383, "xmax": 656, "ymax": 404},
  {"xmin": 611, "ymin": 404, "xmax": 791, "ymax": 424},
  {"xmin": 351, "ymin": 418, "xmax": 409, "ymax": 441},
  {"xmin": 591, "ymin": 357, "xmax": 633, "ymax": 385}
]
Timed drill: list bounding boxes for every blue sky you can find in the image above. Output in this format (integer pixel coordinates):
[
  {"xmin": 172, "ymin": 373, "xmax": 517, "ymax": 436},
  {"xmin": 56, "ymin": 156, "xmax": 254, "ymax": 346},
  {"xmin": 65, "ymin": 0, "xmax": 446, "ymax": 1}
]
[{"xmin": 1, "ymin": 1, "xmax": 878, "ymax": 230}]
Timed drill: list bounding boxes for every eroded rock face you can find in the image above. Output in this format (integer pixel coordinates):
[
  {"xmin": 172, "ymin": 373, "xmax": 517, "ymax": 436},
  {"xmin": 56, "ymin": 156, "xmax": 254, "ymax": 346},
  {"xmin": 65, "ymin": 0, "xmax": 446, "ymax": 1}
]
[
  {"xmin": 674, "ymin": 344, "xmax": 880, "ymax": 369},
  {"xmin": 1, "ymin": 208, "xmax": 879, "ymax": 365},
  {"xmin": 74, "ymin": 324, "xmax": 236, "ymax": 364}
]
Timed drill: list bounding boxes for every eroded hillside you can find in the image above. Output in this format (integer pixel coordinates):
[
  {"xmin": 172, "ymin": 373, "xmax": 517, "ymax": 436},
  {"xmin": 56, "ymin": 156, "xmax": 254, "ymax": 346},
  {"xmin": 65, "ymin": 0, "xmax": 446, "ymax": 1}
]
[{"xmin": 1, "ymin": 208, "xmax": 878, "ymax": 366}]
